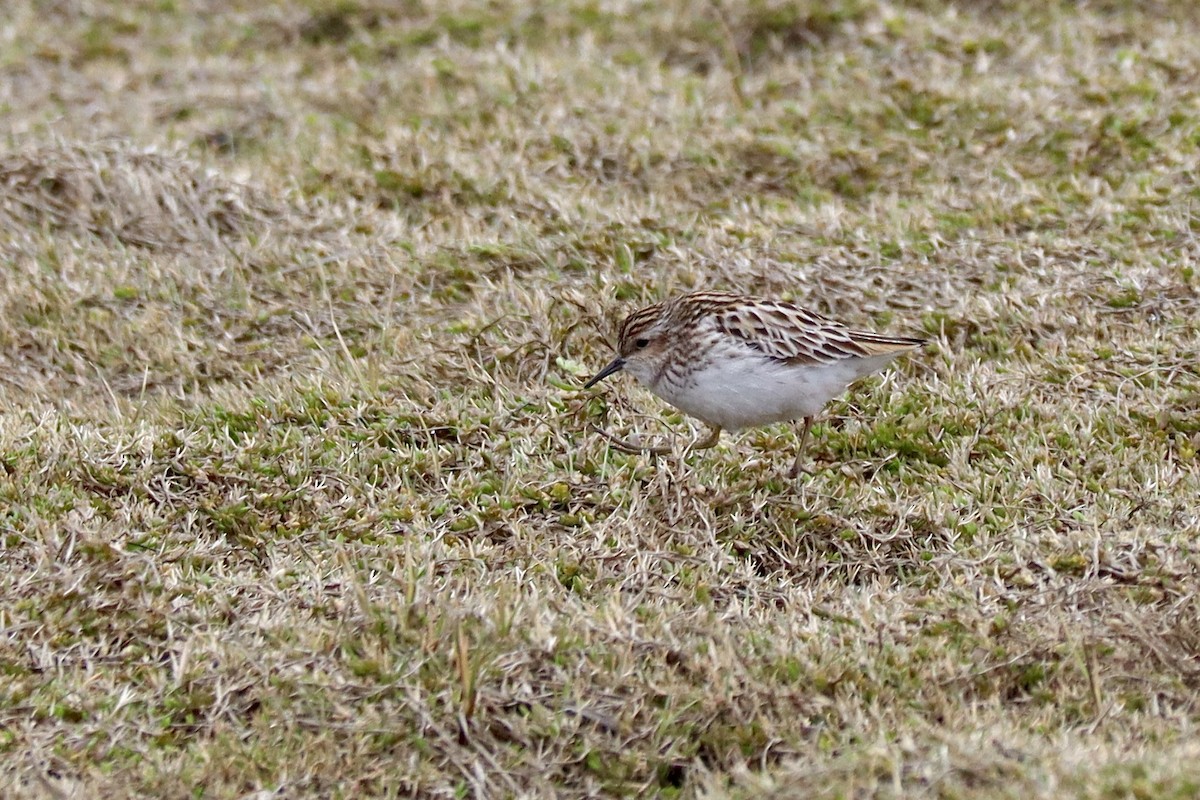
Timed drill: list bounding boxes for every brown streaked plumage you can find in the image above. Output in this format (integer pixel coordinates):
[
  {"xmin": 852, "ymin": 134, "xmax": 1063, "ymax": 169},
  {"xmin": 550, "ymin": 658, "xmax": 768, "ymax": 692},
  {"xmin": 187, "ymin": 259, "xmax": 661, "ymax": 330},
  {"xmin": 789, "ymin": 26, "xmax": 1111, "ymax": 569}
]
[{"xmin": 584, "ymin": 291, "xmax": 925, "ymax": 476}]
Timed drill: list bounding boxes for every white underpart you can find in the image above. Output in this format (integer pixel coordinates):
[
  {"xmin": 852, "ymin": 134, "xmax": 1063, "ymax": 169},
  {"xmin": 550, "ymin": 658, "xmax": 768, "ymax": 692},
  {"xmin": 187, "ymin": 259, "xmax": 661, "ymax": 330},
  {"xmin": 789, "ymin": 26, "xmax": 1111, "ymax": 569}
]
[{"xmin": 637, "ymin": 351, "xmax": 905, "ymax": 431}]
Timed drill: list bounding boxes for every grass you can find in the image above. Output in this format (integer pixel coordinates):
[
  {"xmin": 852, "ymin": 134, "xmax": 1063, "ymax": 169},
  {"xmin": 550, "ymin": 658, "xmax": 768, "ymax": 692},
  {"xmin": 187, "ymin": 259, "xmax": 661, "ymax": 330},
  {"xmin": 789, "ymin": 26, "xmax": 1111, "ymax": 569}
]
[{"xmin": 2, "ymin": 0, "xmax": 1200, "ymax": 796}]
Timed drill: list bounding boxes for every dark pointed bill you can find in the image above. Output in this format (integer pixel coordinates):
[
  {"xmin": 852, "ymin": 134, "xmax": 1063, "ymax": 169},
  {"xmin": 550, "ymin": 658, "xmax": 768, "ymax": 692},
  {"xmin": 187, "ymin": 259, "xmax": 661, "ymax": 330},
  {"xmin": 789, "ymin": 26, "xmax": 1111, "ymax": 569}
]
[{"xmin": 583, "ymin": 357, "xmax": 625, "ymax": 389}]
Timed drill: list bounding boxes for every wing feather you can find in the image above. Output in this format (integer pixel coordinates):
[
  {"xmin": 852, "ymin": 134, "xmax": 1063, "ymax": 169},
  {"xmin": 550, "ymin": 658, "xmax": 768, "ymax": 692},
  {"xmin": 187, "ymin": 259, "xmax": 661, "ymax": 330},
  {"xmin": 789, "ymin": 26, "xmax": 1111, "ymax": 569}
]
[{"xmin": 707, "ymin": 296, "xmax": 923, "ymax": 366}]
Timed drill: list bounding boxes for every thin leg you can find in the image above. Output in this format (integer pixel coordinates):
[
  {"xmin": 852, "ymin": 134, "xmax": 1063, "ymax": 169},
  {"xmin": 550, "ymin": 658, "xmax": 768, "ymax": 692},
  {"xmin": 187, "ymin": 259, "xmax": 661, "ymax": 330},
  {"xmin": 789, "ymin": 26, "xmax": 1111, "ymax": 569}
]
[
  {"xmin": 691, "ymin": 425, "xmax": 722, "ymax": 451},
  {"xmin": 788, "ymin": 416, "xmax": 814, "ymax": 478}
]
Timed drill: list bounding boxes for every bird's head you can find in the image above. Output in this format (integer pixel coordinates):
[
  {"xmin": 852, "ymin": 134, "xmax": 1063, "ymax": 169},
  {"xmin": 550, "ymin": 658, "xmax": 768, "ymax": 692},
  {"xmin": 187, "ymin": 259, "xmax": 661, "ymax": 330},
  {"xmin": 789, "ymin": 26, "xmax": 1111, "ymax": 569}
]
[{"xmin": 584, "ymin": 302, "xmax": 673, "ymax": 388}]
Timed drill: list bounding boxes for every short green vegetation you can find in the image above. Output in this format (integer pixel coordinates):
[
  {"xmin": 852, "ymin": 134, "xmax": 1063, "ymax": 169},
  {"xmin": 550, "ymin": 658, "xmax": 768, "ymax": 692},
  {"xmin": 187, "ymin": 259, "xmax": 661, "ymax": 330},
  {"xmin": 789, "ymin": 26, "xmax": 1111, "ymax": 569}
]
[{"xmin": 1, "ymin": 0, "xmax": 1199, "ymax": 797}]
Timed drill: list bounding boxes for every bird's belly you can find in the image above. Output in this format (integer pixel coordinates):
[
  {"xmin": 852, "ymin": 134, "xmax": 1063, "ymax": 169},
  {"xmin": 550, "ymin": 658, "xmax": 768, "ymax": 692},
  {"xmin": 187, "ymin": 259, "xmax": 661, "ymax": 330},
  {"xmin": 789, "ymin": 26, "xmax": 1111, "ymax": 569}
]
[{"xmin": 655, "ymin": 358, "xmax": 867, "ymax": 430}]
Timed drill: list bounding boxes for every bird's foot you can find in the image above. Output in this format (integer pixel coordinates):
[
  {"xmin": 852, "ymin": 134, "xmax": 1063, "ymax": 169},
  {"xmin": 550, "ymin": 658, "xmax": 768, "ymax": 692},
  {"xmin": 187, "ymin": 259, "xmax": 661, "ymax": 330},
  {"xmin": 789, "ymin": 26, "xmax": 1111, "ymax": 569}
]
[
  {"xmin": 787, "ymin": 460, "xmax": 815, "ymax": 479},
  {"xmin": 690, "ymin": 425, "xmax": 722, "ymax": 451}
]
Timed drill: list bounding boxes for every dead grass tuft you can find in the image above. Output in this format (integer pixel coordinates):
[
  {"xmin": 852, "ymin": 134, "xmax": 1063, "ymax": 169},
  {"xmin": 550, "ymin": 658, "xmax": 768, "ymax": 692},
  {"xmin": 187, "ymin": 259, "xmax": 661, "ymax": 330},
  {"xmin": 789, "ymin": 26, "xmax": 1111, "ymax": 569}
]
[{"xmin": 0, "ymin": 141, "xmax": 290, "ymax": 251}]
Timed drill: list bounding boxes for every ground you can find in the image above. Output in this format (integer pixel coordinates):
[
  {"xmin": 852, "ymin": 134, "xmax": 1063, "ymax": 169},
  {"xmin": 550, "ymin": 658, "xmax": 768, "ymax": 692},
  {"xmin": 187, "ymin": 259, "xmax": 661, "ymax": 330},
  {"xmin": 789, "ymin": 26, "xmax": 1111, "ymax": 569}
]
[{"xmin": 1, "ymin": 0, "xmax": 1199, "ymax": 797}]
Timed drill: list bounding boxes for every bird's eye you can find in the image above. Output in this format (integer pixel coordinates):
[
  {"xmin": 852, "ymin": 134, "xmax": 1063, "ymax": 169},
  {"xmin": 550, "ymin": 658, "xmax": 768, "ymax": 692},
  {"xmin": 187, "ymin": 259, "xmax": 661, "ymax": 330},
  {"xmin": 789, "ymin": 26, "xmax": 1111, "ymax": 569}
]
[{"xmin": 634, "ymin": 337, "xmax": 650, "ymax": 349}]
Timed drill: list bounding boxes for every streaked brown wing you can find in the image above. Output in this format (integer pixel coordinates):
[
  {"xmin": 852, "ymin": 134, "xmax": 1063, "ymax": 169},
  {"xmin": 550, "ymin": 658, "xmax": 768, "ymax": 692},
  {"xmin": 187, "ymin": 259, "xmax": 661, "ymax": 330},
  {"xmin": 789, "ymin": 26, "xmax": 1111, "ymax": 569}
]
[{"xmin": 711, "ymin": 298, "xmax": 921, "ymax": 366}]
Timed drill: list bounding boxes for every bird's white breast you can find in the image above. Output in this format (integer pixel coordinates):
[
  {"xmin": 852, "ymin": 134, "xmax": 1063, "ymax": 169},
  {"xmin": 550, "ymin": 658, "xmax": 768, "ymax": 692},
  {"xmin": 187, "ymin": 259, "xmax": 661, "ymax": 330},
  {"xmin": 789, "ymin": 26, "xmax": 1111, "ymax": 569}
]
[{"xmin": 646, "ymin": 351, "xmax": 902, "ymax": 431}]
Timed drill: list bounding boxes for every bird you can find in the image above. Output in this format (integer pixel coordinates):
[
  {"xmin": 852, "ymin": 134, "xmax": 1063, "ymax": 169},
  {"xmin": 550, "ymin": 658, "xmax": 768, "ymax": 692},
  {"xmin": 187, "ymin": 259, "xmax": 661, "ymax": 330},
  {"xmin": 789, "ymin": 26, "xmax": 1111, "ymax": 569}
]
[{"xmin": 584, "ymin": 290, "xmax": 925, "ymax": 476}]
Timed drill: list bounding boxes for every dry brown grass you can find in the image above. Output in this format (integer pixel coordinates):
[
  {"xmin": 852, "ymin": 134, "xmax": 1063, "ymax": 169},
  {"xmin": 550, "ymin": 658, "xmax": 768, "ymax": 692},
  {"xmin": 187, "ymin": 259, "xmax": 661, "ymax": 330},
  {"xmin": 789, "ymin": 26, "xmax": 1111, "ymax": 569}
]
[{"xmin": 2, "ymin": 0, "xmax": 1200, "ymax": 797}]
